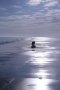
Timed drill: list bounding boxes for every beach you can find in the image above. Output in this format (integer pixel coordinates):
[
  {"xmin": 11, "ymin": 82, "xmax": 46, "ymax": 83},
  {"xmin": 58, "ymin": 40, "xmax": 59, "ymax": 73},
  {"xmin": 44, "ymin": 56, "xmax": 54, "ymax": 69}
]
[{"xmin": 0, "ymin": 36, "xmax": 60, "ymax": 90}]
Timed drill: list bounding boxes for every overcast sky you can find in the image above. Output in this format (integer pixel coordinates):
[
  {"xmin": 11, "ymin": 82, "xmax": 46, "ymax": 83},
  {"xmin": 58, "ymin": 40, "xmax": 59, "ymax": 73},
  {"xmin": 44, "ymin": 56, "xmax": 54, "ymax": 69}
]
[{"xmin": 0, "ymin": 0, "xmax": 60, "ymax": 37}]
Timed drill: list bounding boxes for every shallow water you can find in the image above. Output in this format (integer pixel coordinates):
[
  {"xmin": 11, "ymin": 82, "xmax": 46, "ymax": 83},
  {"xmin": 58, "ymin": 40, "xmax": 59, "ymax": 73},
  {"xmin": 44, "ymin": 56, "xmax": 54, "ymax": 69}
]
[{"xmin": 0, "ymin": 36, "xmax": 60, "ymax": 90}]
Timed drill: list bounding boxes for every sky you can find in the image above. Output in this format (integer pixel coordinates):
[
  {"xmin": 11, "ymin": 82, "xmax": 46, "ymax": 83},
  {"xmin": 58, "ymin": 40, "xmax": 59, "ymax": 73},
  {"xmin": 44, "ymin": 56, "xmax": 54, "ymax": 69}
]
[{"xmin": 0, "ymin": 0, "xmax": 60, "ymax": 37}]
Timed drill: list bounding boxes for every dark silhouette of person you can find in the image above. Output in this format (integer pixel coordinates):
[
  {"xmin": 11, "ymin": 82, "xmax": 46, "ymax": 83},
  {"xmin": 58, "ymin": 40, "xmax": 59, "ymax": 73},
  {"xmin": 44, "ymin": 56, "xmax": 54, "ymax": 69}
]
[{"xmin": 31, "ymin": 41, "xmax": 36, "ymax": 48}]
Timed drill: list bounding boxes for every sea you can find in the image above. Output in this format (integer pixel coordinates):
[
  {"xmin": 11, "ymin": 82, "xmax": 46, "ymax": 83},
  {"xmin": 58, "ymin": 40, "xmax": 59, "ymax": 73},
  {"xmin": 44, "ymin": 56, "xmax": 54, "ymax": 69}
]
[{"xmin": 0, "ymin": 36, "xmax": 60, "ymax": 90}]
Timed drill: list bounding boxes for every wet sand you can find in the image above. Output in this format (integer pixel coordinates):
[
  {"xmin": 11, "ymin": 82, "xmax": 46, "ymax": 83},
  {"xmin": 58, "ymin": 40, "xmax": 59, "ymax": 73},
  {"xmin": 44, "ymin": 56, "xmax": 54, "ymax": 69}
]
[{"xmin": 0, "ymin": 37, "xmax": 60, "ymax": 90}]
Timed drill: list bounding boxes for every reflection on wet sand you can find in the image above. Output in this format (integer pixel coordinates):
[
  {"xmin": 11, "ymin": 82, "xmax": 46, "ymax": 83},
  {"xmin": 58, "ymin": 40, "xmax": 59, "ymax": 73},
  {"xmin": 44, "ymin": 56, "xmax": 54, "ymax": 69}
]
[
  {"xmin": 16, "ymin": 78, "xmax": 53, "ymax": 90},
  {"xmin": 18, "ymin": 37, "xmax": 58, "ymax": 90}
]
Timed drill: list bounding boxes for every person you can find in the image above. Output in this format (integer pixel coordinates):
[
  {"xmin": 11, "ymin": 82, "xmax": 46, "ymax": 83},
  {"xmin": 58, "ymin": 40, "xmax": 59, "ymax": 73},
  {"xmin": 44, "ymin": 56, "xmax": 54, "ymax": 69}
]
[{"xmin": 31, "ymin": 41, "xmax": 36, "ymax": 48}]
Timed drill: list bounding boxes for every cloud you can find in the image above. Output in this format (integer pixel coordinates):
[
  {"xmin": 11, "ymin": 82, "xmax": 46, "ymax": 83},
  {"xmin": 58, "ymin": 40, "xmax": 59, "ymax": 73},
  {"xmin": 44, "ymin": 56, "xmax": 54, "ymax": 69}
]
[
  {"xmin": 44, "ymin": 0, "xmax": 58, "ymax": 7},
  {"xmin": 27, "ymin": 0, "xmax": 42, "ymax": 6},
  {"xmin": 0, "ymin": 5, "xmax": 60, "ymax": 23},
  {"xmin": 12, "ymin": 5, "xmax": 22, "ymax": 9},
  {"xmin": 0, "ymin": 7, "xmax": 7, "ymax": 11},
  {"xmin": 27, "ymin": 0, "xmax": 58, "ymax": 7},
  {"xmin": 0, "ymin": 1, "xmax": 60, "ymax": 36},
  {"xmin": 15, "ymin": 11, "xmax": 23, "ymax": 14},
  {"xmin": 0, "ymin": 9, "xmax": 60, "ymax": 29},
  {"xmin": 0, "ymin": 0, "xmax": 60, "ymax": 37},
  {"xmin": 0, "ymin": 16, "xmax": 60, "ymax": 37},
  {"xmin": 0, "ymin": 7, "xmax": 60, "ymax": 24}
]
